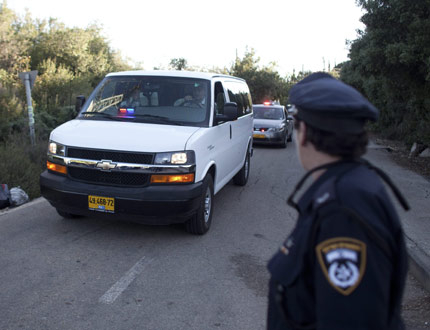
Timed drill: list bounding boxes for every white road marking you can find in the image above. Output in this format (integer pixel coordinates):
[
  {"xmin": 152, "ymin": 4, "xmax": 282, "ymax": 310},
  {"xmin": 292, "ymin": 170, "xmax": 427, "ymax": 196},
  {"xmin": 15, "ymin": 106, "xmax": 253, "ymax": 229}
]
[{"xmin": 99, "ymin": 256, "xmax": 152, "ymax": 304}]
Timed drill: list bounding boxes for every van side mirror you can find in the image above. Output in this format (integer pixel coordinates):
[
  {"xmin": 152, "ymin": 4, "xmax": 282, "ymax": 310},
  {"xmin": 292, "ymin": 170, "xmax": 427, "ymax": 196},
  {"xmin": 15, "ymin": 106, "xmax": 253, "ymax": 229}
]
[
  {"xmin": 75, "ymin": 95, "xmax": 86, "ymax": 113},
  {"xmin": 215, "ymin": 102, "xmax": 238, "ymax": 124}
]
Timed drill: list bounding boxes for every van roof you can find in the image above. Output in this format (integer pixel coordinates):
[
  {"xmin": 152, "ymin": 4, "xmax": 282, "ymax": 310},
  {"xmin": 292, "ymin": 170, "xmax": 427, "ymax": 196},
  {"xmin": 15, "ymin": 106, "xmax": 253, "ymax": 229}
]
[{"xmin": 106, "ymin": 70, "xmax": 245, "ymax": 82}]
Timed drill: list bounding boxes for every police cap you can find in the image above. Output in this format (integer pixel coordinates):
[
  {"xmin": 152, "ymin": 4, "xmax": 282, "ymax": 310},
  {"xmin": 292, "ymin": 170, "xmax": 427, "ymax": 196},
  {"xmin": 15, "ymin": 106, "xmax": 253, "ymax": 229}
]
[{"xmin": 289, "ymin": 72, "xmax": 379, "ymax": 133}]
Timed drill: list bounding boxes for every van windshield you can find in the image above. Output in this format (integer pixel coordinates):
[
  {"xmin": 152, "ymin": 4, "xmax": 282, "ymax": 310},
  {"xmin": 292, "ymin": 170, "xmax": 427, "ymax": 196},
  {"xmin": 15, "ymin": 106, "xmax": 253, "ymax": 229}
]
[{"xmin": 78, "ymin": 76, "xmax": 211, "ymax": 127}]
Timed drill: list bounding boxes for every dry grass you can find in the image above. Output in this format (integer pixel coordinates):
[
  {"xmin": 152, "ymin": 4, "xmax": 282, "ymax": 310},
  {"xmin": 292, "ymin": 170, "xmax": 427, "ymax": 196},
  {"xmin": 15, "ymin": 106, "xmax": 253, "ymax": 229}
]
[{"xmin": 0, "ymin": 135, "xmax": 48, "ymax": 199}]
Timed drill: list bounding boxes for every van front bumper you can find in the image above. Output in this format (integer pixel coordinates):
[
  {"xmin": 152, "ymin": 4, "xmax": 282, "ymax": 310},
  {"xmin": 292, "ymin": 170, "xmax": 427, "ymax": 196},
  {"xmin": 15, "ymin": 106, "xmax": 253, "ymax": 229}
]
[{"xmin": 40, "ymin": 170, "xmax": 203, "ymax": 225}]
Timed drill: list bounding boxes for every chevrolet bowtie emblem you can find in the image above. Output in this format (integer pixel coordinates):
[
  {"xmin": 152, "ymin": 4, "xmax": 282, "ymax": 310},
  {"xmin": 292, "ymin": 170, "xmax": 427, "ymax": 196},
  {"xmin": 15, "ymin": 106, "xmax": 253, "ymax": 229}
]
[{"xmin": 96, "ymin": 160, "xmax": 117, "ymax": 171}]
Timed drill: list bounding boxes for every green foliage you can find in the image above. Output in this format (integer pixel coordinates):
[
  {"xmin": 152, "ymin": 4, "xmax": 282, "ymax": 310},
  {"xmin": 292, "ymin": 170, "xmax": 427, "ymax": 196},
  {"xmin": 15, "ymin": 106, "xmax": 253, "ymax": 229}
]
[
  {"xmin": 0, "ymin": 133, "xmax": 48, "ymax": 199},
  {"xmin": 230, "ymin": 48, "xmax": 289, "ymax": 105},
  {"xmin": 341, "ymin": 0, "xmax": 430, "ymax": 145},
  {"xmin": 0, "ymin": 2, "xmax": 131, "ymax": 145},
  {"xmin": 0, "ymin": 89, "xmax": 26, "ymax": 142},
  {"xmin": 0, "ymin": 2, "xmax": 134, "ymax": 199},
  {"xmin": 0, "ymin": 3, "xmax": 32, "ymax": 78},
  {"xmin": 169, "ymin": 58, "xmax": 188, "ymax": 71},
  {"xmin": 285, "ymin": 70, "xmax": 314, "ymax": 91},
  {"xmin": 33, "ymin": 59, "xmax": 74, "ymax": 111}
]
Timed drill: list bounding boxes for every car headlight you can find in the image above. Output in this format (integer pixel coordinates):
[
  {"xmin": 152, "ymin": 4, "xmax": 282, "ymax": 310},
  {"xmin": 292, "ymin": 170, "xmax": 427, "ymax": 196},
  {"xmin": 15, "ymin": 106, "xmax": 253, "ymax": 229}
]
[
  {"xmin": 154, "ymin": 151, "xmax": 195, "ymax": 165},
  {"xmin": 48, "ymin": 141, "xmax": 66, "ymax": 156},
  {"xmin": 268, "ymin": 126, "xmax": 285, "ymax": 132}
]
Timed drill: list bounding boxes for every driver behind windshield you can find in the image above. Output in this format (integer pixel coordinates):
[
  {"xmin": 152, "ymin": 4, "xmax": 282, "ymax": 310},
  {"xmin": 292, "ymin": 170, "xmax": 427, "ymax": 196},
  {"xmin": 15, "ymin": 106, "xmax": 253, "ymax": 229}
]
[
  {"xmin": 174, "ymin": 84, "xmax": 206, "ymax": 107},
  {"xmin": 254, "ymin": 108, "xmax": 283, "ymax": 120}
]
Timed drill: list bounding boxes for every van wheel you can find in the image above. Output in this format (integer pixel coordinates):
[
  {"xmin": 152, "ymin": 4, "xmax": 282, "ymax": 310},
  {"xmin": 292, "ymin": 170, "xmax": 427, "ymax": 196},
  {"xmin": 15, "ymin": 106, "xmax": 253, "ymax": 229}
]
[
  {"xmin": 56, "ymin": 209, "xmax": 80, "ymax": 219},
  {"xmin": 287, "ymin": 131, "xmax": 293, "ymax": 142},
  {"xmin": 233, "ymin": 149, "xmax": 250, "ymax": 186},
  {"xmin": 185, "ymin": 174, "xmax": 214, "ymax": 235}
]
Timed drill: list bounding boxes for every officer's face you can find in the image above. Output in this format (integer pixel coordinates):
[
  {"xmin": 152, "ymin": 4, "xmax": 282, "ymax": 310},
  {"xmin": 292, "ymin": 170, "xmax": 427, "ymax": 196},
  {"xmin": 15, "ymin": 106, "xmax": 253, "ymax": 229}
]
[
  {"xmin": 295, "ymin": 121, "xmax": 315, "ymax": 172},
  {"xmin": 294, "ymin": 121, "xmax": 305, "ymax": 167}
]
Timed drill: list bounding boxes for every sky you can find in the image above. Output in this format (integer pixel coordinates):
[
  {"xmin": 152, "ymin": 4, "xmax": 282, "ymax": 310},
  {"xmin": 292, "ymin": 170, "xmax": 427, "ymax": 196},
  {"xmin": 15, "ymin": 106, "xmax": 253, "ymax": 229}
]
[{"xmin": 6, "ymin": 0, "xmax": 365, "ymax": 76}]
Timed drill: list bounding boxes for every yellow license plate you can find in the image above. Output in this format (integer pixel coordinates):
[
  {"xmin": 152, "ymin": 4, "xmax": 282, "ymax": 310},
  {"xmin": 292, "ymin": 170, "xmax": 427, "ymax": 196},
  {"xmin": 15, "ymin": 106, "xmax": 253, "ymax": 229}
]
[
  {"xmin": 253, "ymin": 134, "xmax": 265, "ymax": 139},
  {"xmin": 88, "ymin": 195, "xmax": 115, "ymax": 213}
]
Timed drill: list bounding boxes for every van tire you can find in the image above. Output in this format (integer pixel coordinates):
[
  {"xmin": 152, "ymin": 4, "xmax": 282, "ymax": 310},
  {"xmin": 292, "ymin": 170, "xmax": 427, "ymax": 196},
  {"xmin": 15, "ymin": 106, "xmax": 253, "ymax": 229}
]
[
  {"xmin": 185, "ymin": 174, "xmax": 214, "ymax": 235},
  {"xmin": 233, "ymin": 149, "xmax": 250, "ymax": 186}
]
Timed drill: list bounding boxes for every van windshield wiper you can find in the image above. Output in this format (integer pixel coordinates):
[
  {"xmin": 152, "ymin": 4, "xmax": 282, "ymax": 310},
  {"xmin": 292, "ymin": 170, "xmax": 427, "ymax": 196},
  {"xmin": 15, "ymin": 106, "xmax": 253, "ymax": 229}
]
[
  {"xmin": 79, "ymin": 112, "xmax": 121, "ymax": 121},
  {"xmin": 132, "ymin": 114, "xmax": 184, "ymax": 125}
]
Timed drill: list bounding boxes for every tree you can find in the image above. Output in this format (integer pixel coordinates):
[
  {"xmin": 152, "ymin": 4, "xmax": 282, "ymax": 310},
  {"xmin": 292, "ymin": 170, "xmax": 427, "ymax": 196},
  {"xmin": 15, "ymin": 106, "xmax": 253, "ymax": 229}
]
[
  {"xmin": 0, "ymin": 3, "xmax": 32, "ymax": 78},
  {"xmin": 169, "ymin": 58, "xmax": 188, "ymax": 71},
  {"xmin": 230, "ymin": 48, "xmax": 289, "ymax": 105},
  {"xmin": 285, "ymin": 69, "xmax": 313, "ymax": 89},
  {"xmin": 0, "ymin": 3, "xmax": 31, "ymax": 142},
  {"xmin": 0, "ymin": 2, "xmax": 132, "ymax": 142},
  {"xmin": 341, "ymin": 0, "xmax": 430, "ymax": 145}
]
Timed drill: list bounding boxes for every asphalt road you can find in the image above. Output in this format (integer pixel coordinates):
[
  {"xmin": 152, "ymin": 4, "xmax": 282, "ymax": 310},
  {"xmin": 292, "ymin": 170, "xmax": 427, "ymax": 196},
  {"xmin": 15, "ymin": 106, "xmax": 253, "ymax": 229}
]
[{"xmin": 0, "ymin": 142, "xmax": 428, "ymax": 330}]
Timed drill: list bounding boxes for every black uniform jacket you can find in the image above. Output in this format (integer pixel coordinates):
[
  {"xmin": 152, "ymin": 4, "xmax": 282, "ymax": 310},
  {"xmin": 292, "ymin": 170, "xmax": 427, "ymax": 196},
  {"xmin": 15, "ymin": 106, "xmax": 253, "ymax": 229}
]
[{"xmin": 267, "ymin": 161, "xmax": 408, "ymax": 330}]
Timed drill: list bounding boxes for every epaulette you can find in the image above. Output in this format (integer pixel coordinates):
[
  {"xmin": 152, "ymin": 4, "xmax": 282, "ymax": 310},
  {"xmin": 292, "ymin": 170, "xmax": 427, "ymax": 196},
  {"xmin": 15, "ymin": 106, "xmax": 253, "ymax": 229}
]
[{"xmin": 311, "ymin": 176, "xmax": 338, "ymax": 211}]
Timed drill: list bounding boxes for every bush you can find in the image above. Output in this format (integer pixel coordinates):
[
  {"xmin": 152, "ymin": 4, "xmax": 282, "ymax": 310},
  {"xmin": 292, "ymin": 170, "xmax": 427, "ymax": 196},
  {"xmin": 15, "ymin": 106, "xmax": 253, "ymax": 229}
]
[
  {"xmin": 340, "ymin": 0, "xmax": 430, "ymax": 148},
  {"xmin": 0, "ymin": 134, "xmax": 48, "ymax": 200}
]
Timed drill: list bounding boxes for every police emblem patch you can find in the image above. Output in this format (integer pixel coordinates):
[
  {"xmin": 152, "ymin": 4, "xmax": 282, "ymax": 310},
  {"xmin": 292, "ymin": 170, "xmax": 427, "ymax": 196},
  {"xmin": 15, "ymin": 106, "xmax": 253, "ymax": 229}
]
[{"xmin": 316, "ymin": 237, "xmax": 366, "ymax": 295}]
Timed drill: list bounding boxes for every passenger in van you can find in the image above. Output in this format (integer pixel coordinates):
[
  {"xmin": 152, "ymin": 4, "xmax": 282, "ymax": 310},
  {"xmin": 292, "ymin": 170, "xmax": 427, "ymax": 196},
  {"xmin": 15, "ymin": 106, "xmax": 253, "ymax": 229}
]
[
  {"xmin": 174, "ymin": 85, "xmax": 206, "ymax": 108},
  {"xmin": 121, "ymin": 88, "xmax": 149, "ymax": 107}
]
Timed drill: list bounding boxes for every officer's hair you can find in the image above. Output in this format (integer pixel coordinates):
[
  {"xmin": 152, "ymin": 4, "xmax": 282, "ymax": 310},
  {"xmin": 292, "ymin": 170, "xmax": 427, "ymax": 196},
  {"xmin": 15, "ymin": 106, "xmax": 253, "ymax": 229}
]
[{"xmin": 296, "ymin": 119, "xmax": 368, "ymax": 158}]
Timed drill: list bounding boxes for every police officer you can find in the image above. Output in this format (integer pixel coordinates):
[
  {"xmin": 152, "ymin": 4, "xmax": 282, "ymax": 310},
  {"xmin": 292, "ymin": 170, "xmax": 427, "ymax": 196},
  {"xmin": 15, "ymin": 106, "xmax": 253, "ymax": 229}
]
[{"xmin": 267, "ymin": 72, "xmax": 409, "ymax": 330}]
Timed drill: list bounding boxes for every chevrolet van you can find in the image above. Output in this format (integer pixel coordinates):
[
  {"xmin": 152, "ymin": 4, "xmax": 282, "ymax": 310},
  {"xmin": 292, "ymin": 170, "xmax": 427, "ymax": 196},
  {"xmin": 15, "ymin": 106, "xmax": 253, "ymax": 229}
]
[{"xmin": 40, "ymin": 70, "xmax": 253, "ymax": 234}]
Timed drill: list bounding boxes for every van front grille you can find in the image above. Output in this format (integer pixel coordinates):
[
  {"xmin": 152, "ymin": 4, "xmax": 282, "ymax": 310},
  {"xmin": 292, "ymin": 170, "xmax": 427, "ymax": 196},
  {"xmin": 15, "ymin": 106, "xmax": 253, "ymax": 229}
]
[
  {"xmin": 67, "ymin": 147, "xmax": 154, "ymax": 164},
  {"xmin": 68, "ymin": 167, "xmax": 150, "ymax": 187}
]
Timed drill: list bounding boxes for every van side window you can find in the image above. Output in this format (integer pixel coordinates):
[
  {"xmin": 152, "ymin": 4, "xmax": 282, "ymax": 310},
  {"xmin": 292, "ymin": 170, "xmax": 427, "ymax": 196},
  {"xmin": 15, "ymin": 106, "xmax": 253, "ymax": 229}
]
[
  {"xmin": 225, "ymin": 81, "xmax": 252, "ymax": 117},
  {"xmin": 214, "ymin": 82, "xmax": 225, "ymax": 115},
  {"xmin": 244, "ymin": 91, "xmax": 252, "ymax": 115}
]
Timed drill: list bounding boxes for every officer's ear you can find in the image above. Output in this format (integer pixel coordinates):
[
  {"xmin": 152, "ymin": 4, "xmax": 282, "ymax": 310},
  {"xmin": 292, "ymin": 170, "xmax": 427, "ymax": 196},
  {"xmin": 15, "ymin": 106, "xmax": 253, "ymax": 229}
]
[{"xmin": 297, "ymin": 121, "xmax": 308, "ymax": 146}]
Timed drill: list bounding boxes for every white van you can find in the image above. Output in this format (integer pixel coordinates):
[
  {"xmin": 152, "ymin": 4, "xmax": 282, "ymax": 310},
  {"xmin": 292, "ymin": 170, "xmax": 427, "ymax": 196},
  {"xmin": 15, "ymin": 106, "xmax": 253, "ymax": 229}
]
[{"xmin": 40, "ymin": 71, "xmax": 253, "ymax": 234}]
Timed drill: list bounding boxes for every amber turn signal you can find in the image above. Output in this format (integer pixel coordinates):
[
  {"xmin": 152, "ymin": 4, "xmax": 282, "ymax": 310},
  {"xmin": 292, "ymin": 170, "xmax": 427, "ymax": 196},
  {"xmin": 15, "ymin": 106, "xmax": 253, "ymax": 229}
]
[
  {"xmin": 150, "ymin": 173, "xmax": 195, "ymax": 184},
  {"xmin": 47, "ymin": 161, "xmax": 67, "ymax": 174}
]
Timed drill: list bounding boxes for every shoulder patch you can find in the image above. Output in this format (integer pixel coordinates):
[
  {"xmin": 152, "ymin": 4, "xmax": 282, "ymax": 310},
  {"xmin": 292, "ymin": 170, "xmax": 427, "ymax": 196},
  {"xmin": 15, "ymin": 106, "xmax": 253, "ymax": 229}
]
[{"xmin": 316, "ymin": 237, "xmax": 366, "ymax": 295}]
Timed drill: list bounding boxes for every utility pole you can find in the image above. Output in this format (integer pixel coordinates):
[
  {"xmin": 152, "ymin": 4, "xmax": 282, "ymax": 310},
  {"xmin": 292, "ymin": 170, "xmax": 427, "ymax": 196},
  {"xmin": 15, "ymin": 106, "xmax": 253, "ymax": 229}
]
[{"xmin": 19, "ymin": 70, "xmax": 38, "ymax": 146}]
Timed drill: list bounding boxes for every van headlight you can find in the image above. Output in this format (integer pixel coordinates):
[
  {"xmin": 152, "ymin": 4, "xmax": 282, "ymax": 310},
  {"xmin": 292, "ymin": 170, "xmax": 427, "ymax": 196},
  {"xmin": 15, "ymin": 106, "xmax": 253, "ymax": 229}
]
[
  {"xmin": 48, "ymin": 141, "xmax": 66, "ymax": 156},
  {"xmin": 154, "ymin": 151, "xmax": 195, "ymax": 165}
]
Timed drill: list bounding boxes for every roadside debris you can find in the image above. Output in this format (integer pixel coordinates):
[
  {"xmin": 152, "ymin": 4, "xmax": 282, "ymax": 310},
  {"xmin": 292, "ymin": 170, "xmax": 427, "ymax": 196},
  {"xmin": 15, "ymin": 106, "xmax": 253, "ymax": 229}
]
[
  {"xmin": 419, "ymin": 148, "xmax": 430, "ymax": 158},
  {"xmin": 0, "ymin": 184, "xmax": 10, "ymax": 209},
  {"xmin": 409, "ymin": 142, "xmax": 427, "ymax": 158},
  {"xmin": 10, "ymin": 187, "xmax": 29, "ymax": 207},
  {"xmin": 0, "ymin": 185, "xmax": 29, "ymax": 210}
]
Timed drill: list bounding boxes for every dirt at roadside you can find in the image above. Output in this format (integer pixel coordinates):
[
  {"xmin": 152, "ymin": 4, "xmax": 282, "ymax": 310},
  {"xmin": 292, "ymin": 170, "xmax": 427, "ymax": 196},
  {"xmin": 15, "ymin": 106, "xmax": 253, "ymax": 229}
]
[
  {"xmin": 371, "ymin": 134, "xmax": 430, "ymax": 180},
  {"xmin": 371, "ymin": 134, "xmax": 430, "ymax": 327}
]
